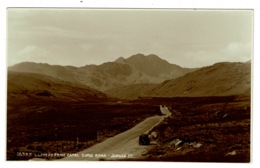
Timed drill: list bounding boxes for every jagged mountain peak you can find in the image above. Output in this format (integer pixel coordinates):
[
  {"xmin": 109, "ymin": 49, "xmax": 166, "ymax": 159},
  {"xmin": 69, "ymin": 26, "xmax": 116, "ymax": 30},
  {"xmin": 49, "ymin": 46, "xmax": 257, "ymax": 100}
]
[
  {"xmin": 114, "ymin": 53, "xmax": 166, "ymax": 64},
  {"xmin": 125, "ymin": 53, "xmax": 167, "ymax": 62},
  {"xmin": 114, "ymin": 57, "xmax": 126, "ymax": 64}
]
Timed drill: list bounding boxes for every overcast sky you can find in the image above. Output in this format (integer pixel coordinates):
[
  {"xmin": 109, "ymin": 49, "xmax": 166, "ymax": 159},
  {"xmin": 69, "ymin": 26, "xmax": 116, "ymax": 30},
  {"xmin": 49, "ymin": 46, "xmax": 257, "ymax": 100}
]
[{"xmin": 7, "ymin": 9, "xmax": 253, "ymax": 68}]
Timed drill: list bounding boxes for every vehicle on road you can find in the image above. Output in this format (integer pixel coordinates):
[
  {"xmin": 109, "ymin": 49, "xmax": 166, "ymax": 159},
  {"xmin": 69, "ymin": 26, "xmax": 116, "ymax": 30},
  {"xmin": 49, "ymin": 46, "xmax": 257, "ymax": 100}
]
[{"xmin": 139, "ymin": 134, "xmax": 150, "ymax": 145}]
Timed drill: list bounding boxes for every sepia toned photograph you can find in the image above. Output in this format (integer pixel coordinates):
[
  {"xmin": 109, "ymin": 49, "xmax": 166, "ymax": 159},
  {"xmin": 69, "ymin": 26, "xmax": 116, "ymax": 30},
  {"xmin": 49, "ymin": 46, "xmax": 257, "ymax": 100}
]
[{"xmin": 7, "ymin": 8, "xmax": 252, "ymax": 162}]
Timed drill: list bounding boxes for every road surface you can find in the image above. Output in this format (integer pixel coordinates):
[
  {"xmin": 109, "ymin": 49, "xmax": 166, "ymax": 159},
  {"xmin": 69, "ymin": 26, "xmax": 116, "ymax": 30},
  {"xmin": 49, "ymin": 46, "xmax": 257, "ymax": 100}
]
[{"xmin": 59, "ymin": 105, "xmax": 171, "ymax": 161}]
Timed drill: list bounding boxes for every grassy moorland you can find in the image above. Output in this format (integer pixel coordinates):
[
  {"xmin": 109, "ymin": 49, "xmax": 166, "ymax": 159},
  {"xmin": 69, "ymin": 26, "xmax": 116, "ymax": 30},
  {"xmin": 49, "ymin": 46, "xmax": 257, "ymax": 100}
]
[
  {"xmin": 135, "ymin": 95, "xmax": 250, "ymax": 162},
  {"xmin": 7, "ymin": 94, "xmax": 250, "ymax": 162},
  {"xmin": 7, "ymin": 99, "xmax": 160, "ymax": 160}
]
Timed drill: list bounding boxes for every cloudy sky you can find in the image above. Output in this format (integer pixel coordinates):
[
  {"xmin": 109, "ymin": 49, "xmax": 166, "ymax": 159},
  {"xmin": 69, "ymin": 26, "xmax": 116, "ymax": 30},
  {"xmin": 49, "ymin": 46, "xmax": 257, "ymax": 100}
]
[{"xmin": 7, "ymin": 9, "xmax": 253, "ymax": 68}]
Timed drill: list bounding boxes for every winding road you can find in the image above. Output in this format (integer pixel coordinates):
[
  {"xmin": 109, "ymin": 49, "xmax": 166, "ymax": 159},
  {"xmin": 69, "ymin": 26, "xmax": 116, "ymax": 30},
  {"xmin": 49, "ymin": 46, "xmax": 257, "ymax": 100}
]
[{"xmin": 60, "ymin": 105, "xmax": 171, "ymax": 161}]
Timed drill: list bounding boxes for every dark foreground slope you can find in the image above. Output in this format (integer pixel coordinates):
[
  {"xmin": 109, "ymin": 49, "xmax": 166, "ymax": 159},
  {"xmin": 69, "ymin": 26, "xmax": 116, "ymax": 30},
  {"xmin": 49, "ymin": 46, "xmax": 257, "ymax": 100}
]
[
  {"xmin": 7, "ymin": 101, "xmax": 160, "ymax": 160},
  {"xmin": 133, "ymin": 95, "xmax": 251, "ymax": 162}
]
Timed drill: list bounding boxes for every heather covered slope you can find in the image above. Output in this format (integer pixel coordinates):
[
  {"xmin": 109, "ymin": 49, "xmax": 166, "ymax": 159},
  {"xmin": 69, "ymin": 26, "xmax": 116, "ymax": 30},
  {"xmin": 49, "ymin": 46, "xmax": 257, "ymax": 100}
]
[
  {"xmin": 104, "ymin": 83, "xmax": 157, "ymax": 100},
  {"xmin": 7, "ymin": 71, "xmax": 107, "ymax": 101}
]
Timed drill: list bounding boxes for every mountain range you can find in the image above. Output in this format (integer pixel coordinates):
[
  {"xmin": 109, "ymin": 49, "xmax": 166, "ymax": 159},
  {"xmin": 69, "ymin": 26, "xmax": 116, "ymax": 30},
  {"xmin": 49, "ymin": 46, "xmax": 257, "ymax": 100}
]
[
  {"xmin": 8, "ymin": 53, "xmax": 251, "ymax": 100},
  {"xmin": 104, "ymin": 61, "xmax": 251, "ymax": 99},
  {"xmin": 8, "ymin": 54, "xmax": 194, "ymax": 91}
]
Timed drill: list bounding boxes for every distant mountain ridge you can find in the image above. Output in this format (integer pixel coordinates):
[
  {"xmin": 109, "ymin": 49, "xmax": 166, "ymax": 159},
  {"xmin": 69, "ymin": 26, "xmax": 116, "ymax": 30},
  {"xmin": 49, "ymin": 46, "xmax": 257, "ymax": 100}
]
[{"xmin": 8, "ymin": 54, "xmax": 194, "ymax": 91}]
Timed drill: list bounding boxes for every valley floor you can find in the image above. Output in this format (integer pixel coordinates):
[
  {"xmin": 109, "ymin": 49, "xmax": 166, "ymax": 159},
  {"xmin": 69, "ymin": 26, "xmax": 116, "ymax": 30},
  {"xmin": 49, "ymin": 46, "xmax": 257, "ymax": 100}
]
[
  {"xmin": 7, "ymin": 95, "xmax": 250, "ymax": 162},
  {"xmin": 7, "ymin": 99, "xmax": 160, "ymax": 160}
]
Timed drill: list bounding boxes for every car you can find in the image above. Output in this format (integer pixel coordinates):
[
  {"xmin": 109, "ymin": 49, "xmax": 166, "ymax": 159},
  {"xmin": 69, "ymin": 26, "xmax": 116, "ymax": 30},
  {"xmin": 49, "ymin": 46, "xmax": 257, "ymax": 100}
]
[{"xmin": 139, "ymin": 134, "xmax": 150, "ymax": 145}]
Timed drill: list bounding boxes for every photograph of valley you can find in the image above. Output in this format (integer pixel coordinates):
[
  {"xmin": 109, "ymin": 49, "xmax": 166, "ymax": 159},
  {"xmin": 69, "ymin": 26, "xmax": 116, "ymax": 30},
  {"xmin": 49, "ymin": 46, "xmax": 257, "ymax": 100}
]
[{"xmin": 7, "ymin": 9, "xmax": 252, "ymax": 162}]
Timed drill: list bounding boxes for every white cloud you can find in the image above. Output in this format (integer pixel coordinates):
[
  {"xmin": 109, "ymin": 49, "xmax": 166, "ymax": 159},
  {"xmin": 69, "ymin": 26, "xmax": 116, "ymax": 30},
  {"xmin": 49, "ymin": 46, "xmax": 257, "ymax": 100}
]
[
  {"xmin": 224, "ymin": 42, "xmax": 251, "ymax": 61},
  {"xmin": 227, "ymin": 42, "xmax": 241, "ymax": 54},
  {"xmin": 12, "ymin": 45, "xmax": 56, "ymax": 65},
  {"xmin": 167, "ymin": 41, "xmax": 252, "ymax": 68}
]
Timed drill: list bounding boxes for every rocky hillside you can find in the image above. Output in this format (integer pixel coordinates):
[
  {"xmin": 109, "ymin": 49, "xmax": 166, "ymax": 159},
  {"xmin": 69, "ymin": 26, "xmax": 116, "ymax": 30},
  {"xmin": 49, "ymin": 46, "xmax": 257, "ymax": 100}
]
[
  {"xmin": 148, "ymin": 62, "xmax": 251, "ymax": 97},
  {"xmin": 115, "ymin": 53, "xmax": 193, "ymax": 79}
]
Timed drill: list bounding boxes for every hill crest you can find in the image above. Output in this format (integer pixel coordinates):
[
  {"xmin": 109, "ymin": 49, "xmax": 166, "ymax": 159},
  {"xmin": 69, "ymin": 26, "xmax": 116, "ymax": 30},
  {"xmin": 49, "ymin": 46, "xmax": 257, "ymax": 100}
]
[{"xmin": 9, "ymin": 53, "xmax": 194, "ymax": 91}]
